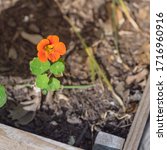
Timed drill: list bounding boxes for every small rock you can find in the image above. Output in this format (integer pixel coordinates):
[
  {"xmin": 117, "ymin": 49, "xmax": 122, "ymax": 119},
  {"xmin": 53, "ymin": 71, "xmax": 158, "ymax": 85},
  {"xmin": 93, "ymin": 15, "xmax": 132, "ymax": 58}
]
[
  {"xmin": 8, "ymin": 104, "xmax": 36, "ymax": 126},
  {"xmin": 8, "ymin": 48, "xmax": 17, "ymax": 59},
  {"xmin": 130, "ymin": 90, "xmax": 142, "ymax": 101},
  {"xmin": 93, "ymin": 132, "xmax": 125, "ymax": 150},
  {"xmin": 23, "ymin": 16, "xmax": 29, "ymax": 22},
  {"xmin": 50, "ymin": 121, "xmax": 58, "ymax": 126},
  {"xmin": 57, "ymin": 93, "xmax": 69, "ymax": 101},
  {"xmin": 21, "ymin": 31, "xmax": 43, "ymax": 45},
  {"xmin": 67, "ymin": 116, "xmax": 82, "ymax": 124},
  {"xmin": 29, "ymin": 24, "xmax": 40, "ymax": 33},
  {"xmin": 68, "ymin": 136, "xmax": 75, "ymax": 145}
]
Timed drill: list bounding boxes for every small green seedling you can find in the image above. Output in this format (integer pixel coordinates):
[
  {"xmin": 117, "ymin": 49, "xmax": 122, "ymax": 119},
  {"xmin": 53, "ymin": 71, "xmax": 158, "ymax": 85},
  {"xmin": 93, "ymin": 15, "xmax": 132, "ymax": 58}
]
[
  {"xmin": 30, "ymin": 35, "xmax": 93, "ymax": 94},
  {"xmin": 30, "ymin": 57, "xmax": 64, "ymax": 93},
  {"xmin": 0, "ymin": 85, "xmax": 7, "ymax": 107}
]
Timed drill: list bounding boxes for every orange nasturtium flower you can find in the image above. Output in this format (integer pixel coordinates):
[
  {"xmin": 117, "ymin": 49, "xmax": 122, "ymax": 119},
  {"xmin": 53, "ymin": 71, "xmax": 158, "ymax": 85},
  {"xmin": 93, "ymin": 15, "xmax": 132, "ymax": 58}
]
[{"xmin": 37, "ymin": 35, "xmax": 66, "ymax": 62}]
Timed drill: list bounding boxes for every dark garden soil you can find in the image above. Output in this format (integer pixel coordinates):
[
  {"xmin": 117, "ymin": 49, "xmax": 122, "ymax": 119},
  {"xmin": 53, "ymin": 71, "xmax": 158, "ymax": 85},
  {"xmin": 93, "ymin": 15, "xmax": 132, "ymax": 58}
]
[{"xmin": 0, "ymin": 0, "xmax": 149, "ymax": 149}]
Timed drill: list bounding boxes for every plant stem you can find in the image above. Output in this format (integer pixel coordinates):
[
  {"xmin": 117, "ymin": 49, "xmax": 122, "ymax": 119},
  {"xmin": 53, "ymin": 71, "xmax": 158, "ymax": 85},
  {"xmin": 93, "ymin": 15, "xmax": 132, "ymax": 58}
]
[
  {"xmin": 65, "ymin": 18, "xmax": 125, "ymax": 111},
  {"xmin": 118, "ymin": 0, "xmax": 141, "ymax": 32},
  {"xmin": 111, "ymin": 0, "xmax": 119, "ymax": 51},
  {"xmin": 62, "ymin": 85, "xmax": 94, "ymax": 89},
  {"xmin": 56, "ymin": 1, "xmax": 126, "ymax": 112},
  {"xmin": 108, "ymin": 1, "xmax": 130, "ymax": 70}
]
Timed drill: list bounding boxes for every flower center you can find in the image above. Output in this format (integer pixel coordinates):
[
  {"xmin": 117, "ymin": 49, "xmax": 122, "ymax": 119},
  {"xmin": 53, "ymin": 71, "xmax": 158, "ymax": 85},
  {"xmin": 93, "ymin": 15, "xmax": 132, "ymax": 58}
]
[{"xmin": 45, "ymin": 45, "xmax": 54, "ymax": 53}]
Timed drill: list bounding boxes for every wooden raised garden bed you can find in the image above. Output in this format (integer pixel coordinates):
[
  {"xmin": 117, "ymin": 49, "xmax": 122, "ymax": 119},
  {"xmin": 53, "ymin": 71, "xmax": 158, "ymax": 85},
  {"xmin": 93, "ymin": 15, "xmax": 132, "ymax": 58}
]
[
  {"xmin": 0, "ymin": 77, "xmax": 149, "ymax": 150},
  {"xmin": 0, "ymin": 0, "xmax": 150, "ymax": 150}
]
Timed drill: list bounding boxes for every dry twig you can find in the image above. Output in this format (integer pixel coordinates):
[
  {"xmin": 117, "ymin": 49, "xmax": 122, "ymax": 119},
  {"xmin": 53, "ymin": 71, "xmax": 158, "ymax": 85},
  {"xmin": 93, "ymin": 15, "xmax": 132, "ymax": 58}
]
[{"xmin": 55, "ymin": 1, "xmax": 126, "ymax": 112}]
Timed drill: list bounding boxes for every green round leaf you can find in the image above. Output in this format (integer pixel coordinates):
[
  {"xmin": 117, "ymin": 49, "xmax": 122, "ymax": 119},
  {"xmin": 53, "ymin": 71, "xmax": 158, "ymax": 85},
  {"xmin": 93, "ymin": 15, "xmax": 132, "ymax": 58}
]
[
  {"xmin": 0, "ymin": 85, "xmax": 7, "ymax": 108},
  {"xmin": 30, "ymin": 57, "xmax": 50, "ymax": 75},
  {"xmin": 36, "ymin": 74, "xmax": 49, "ymax": 89},
  {"xmin": 47, "ymin": 78, "xmax": 60, "ymax": 91},
  {"xmin": 50, "ymin": 61, "xmax": 65, "ymax": 75},
  {"xmin": 42, "ymin": 89, "xmax": 48, "ymax": 95}
]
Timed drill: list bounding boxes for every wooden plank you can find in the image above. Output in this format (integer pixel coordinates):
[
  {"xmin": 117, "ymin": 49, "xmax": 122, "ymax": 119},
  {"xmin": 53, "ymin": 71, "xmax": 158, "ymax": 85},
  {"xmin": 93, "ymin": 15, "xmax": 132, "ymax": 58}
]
[
  {"xmin": 0, "ymin": 123, "xmax": 83, "ymax": 150},
  {"xmin": 123, "ymin": 76, "xmax": 150, "ymax": 150},
  {"xmin": 138, "ymin": 118, "xmax": 150, "ymax": 150}
]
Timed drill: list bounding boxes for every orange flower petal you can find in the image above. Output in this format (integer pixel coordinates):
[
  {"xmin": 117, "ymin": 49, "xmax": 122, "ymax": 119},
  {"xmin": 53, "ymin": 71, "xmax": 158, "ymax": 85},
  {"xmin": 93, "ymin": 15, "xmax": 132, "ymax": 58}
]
[
  {"xmin": 37, "ymin": 50, "xmax": 48, "ymax": 62},
  {"xmin": 47, "ymin": 35, "xmax": 59, "ymax": 44},
  {"xmin": 54, "ymin": 42, "xmax": 66, "ymax": 55},
  {"xmin": 37, "ymin": 39, "xmax": 50, "ymax": 51},
  {"xmin": 48, "ymin": 52, "xmax": 60, "ymax": 62}
]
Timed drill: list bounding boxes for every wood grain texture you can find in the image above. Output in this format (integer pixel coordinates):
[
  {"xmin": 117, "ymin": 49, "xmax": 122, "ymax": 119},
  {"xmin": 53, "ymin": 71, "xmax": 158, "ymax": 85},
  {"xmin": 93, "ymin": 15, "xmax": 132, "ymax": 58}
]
[
  {"xmin": 123, "ymin": 76, "xmax": 150, "ymax": 150},
  {"xmin": 138, "ymin": 118, "xmax": 150, "ymax": 150},
  {"xmin": 0, "ymin": 123, "xmax": 82, "ymax": 150}
]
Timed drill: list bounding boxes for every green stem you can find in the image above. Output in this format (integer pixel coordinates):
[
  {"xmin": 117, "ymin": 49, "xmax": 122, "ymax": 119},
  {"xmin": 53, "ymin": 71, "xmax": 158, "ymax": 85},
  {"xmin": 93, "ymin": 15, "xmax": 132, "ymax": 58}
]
[
  {"xmin": 118, "ymin": 0, "xmax": 140, "ymax": 32},
  {"xmin": 65, "ymin": 16, "xmax": 125, "ymax": 112},
  {"xmin": 61, "ymin": 85, "xmax": 94, "ymax": 89},
  {"xmin": 65, "ymin": 19, "xmax": 126, "ymax": 110},
  {"xmin": 56, "ymin": 1, "xmax": 126, "ymax": 112},
  {"xmin": 111, "ymin": 1, "xmax": 119, "ymax": 51}
]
